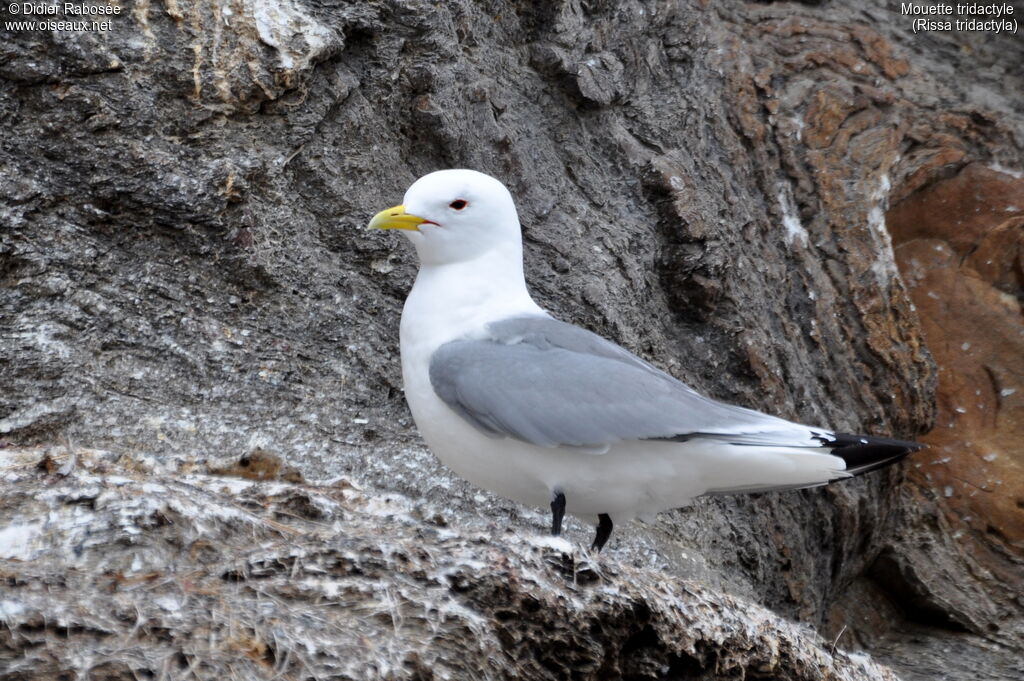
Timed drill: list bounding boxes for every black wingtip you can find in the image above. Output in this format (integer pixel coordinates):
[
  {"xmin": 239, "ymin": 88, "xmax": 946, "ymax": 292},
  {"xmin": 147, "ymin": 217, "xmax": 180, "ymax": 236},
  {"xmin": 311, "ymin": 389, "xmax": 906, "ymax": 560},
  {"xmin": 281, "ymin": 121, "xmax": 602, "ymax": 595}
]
[{"xmin": 828, "ymin": 432, "xmax": 924, "ymax": 476}]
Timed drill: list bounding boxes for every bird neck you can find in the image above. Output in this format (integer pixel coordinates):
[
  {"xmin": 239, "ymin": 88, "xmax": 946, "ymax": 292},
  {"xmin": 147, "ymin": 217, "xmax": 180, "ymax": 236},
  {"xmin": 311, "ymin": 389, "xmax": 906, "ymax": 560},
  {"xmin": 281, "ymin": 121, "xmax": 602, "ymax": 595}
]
[{"xmin": 401, "ymin": 243, "xmax": 544, "ymax": 351}]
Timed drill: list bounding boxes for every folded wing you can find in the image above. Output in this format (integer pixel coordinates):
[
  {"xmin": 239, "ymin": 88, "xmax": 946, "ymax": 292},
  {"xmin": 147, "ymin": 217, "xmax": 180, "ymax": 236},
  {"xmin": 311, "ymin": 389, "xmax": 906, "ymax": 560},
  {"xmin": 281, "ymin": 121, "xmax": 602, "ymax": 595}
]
[{"xmin": 429, "ymin": 316, "xmax": 826, "ymax": 452}]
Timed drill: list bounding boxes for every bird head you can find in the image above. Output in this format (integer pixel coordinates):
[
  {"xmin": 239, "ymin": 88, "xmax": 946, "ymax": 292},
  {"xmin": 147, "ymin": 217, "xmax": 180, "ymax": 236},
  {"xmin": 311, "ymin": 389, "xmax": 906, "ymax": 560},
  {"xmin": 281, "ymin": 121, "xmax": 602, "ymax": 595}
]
[{"xmin": 368, "ymin": 169, "xmax": 522, "ymax": 265}]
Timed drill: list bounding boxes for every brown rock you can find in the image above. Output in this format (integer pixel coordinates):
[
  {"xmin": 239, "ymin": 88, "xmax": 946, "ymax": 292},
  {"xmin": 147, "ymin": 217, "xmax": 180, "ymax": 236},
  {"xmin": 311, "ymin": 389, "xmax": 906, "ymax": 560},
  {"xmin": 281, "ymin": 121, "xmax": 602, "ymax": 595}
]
[
  {"xmin": 891, "ymin": 164, "xmax": 1024, "ymax": 550},
  {"xmin": 889, "ymin": 163, "xmax": 1024, "ymax": 258},
  {"xmin": 208, "ymin": 448, "xmax": 305, "ymax": 483}
]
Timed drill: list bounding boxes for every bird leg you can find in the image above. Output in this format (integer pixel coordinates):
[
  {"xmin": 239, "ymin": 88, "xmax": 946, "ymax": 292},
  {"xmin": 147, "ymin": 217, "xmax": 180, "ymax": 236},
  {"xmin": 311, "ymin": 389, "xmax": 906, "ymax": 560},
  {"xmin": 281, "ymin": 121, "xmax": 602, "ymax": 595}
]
[
  {"xmin": 591, "ymin": 513, "xmax": 613, "ymax": 551},
  {"xmin": 550, "ymin": 491, "xmax": 566, "ymax": 536}
]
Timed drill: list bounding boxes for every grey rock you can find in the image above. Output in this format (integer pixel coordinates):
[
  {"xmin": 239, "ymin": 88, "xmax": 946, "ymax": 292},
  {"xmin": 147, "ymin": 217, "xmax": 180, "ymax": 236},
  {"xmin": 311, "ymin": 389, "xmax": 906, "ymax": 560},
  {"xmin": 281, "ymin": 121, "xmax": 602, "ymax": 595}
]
[
  {"xmin": 0, "ymin": 446, "xmax": 901, "ymax": 681},
  {"xmin": 1, "ymin": 0, "xmax": 1022, "ymax": 679}
]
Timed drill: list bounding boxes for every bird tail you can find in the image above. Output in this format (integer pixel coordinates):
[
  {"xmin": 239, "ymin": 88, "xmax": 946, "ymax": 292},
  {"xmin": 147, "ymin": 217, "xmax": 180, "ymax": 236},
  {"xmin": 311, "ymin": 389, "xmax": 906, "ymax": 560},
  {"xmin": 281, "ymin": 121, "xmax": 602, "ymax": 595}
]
[
  {"xmin": 826, "ymin": 432, "xmax": 924, "ymax": 477},
  {"xmin": 700, "ymin": 432, "xmax": 923, "ymax": 498}
]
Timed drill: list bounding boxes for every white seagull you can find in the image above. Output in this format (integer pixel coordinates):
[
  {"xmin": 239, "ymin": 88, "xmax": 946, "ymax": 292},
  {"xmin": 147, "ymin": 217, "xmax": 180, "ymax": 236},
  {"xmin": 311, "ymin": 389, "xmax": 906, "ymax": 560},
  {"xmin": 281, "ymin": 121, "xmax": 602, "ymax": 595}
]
[{"xmin": 368, "ymin": 169, "xmax": 922, "ymax": 550}]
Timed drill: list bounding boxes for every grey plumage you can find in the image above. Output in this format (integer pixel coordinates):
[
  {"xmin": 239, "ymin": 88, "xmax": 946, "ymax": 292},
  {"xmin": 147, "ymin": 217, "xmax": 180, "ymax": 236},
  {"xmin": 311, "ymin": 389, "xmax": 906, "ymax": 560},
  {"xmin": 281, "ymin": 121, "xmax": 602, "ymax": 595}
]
[{"xmin": 429, "ymin": 315, "xmax": 820, "ymax": 451}]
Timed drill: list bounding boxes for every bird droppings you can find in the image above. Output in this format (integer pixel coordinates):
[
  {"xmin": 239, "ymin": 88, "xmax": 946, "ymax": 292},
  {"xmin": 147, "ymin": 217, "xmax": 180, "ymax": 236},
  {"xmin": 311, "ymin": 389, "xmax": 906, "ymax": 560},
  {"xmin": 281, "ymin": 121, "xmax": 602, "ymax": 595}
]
[
  {"xmin": 988, "ymin": 163, "xmax": 1024, "ymax": 180},
  {"xmin": 777, "ymin": 183, "xmax": 810, "ymax": 245},
  {"xmin": 0, "ymin": 521, "xmax": 43, "ymax": 560},
  {"xmin": 0, "ymin": 600, "xmax": 26, "ymax": 620},
  {"xmin": 866, "ymin": 175, "xmax": 898, "ymax": 289},
  {"xmin": 0, "ymin": 445, "xmax": 904, "ymax": 680},
  {"xmin": 527, "ymin": 535, "xmax": 576, "ymax": 554}
]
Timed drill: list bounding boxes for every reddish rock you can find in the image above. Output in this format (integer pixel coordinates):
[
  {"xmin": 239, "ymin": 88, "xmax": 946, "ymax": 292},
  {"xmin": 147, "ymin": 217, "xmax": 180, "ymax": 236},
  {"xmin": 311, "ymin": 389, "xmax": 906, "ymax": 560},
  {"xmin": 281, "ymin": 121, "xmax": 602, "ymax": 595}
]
[{"xmin": 890, "ymin": 163, "xmax": 1024, "ymax": 549}]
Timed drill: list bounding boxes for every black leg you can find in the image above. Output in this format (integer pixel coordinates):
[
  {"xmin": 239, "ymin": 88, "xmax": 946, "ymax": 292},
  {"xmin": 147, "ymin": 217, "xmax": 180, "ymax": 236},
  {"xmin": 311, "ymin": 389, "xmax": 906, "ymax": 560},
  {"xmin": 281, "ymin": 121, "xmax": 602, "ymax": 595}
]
[
  {"xmin": 591, "ymin": 513, "xmax": 613, "ymax": 551},
  {"xmin": 551, "ymin": 491, "xmax": 566, "ymax": 536}
]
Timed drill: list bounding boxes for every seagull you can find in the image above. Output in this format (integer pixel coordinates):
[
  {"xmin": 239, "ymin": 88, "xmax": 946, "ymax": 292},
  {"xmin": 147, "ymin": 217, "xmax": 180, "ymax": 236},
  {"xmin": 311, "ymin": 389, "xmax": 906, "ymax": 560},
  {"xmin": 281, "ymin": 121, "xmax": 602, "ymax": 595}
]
[{"xmin": 368, "ymin": 169, "xmax": 922, "ymax": 551}]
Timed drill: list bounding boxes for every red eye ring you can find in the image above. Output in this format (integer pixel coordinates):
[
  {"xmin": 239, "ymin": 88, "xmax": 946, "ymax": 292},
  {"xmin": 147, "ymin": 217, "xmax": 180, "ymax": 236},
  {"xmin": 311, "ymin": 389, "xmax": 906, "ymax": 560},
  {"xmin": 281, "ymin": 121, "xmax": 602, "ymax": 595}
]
[{"xmin": 449, "ymin": 199, "xmax": 468, "ymax": 210}]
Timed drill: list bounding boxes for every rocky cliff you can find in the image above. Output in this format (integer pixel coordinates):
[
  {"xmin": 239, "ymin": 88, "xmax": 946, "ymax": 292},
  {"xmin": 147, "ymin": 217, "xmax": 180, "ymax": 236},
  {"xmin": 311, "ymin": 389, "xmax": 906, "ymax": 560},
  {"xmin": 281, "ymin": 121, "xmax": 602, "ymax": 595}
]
[{"xmin": 1, "ymin": 1, "xmax": 1021, "ymax": 679}]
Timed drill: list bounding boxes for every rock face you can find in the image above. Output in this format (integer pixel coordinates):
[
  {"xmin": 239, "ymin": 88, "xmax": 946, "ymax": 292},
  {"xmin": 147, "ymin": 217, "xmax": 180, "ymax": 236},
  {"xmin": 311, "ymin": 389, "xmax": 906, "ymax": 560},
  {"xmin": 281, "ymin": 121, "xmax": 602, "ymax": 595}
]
[
  {"xmin": 891, "ymin": 163, "xmax": 1023, "ymax": 550},
  {"xmin": 875, "ymin": 163, "xmax": 1024, "ymax": 675},
  {"xmin": 0, "ymin": 446, "xmax": 902, "ymax": 681},
  {"xmin": 1, "ymin": 1, "xmax": 1021, "ymax": 679}
]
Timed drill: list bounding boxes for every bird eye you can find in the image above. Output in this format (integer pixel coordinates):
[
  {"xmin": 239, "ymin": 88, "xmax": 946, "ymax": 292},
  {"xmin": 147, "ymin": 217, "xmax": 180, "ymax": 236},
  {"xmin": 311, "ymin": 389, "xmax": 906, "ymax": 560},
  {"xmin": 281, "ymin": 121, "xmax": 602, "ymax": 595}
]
[{"xmin": 449, "ymin": 199, "xmax": 468, "ymax": 210}]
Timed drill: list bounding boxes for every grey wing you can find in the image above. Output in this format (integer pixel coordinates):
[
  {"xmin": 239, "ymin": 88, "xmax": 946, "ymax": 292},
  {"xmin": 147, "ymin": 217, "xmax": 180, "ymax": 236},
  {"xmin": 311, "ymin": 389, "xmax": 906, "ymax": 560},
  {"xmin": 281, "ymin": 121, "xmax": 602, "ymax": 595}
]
[{"xmin": 428, "ymin": 316, "xmax": 824, "ymax": 451}]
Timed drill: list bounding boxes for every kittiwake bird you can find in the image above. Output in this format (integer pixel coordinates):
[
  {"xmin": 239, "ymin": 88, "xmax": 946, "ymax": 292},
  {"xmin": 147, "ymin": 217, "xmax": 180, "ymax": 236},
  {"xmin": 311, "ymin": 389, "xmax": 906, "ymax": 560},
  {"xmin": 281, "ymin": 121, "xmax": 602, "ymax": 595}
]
[{"xmin": 368, "ymin": 169, "xmax": 923, "ymax": 551}]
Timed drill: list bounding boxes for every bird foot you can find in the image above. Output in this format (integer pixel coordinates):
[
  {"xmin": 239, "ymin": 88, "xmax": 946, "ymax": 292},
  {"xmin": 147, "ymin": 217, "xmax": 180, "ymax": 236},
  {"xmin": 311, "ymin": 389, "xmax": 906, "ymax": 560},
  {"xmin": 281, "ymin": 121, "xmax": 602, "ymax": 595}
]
[
  {"xmin": 550, "ymin": 491, "xmax": 566, "ymax": 536},
  {"xmin": 591, "ymin": 513, "xmax": 613, "ymax": 551}
]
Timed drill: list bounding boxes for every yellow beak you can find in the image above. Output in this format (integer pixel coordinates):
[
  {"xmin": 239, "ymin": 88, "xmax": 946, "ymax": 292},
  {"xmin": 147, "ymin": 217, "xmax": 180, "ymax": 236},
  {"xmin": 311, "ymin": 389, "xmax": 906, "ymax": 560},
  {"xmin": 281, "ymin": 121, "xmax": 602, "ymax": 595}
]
[{"xmin": 368, "ymin": 204, "xmax": 429, "ymax": 231}]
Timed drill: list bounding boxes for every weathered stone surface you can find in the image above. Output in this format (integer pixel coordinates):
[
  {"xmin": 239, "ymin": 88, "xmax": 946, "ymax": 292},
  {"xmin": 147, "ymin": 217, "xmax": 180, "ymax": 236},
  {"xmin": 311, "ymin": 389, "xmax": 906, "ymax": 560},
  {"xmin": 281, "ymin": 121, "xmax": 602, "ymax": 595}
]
[
  {"xmin": 0, "ymin": 446, "xmax": 901, "ymax": 681},
  {"xmin": 871, "ymin": 163, "xmax": 1024, "ymax": 674},
  {"xmin": 891, "ymin": 165, "xmax": 1023, "ymax": 548},
  {"xmin": 1, "ymin": 1, "xmax": 1022, "ymax": 679}
]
